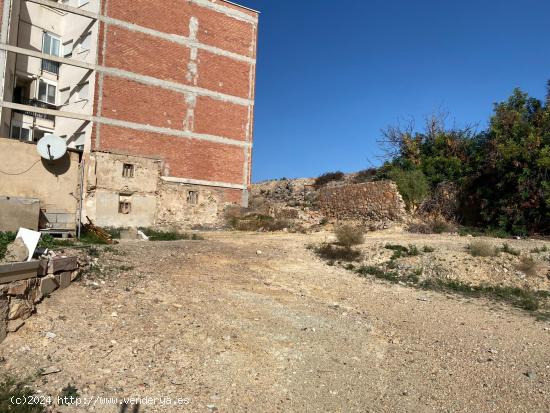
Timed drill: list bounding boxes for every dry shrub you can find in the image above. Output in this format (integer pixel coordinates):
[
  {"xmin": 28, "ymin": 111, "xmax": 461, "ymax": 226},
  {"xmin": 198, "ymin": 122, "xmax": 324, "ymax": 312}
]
[
  {"xmin": 408, "ymin": 217, "xmax": 456, "ymax": 234},
  {"xmin": 335, "ymin": 225, "xmax": 365, "ymax": 247},
  {"xmin": 229, "ymin": 214, "xmax": 289, "ymax": 232},
  {"xmin": 314, "ymin": 171, "xmax": 345, "ymax": 187},
  {"xmin": 468, "ymin": 240, "xmax": 499, "ymax": 257},
  {"xmin": 313, "ymin": 243, "xmax": 362, "ymax": 262},
  {"xmin": 515, "ymin": 256, "xmax": 539, "ymax": 276}
]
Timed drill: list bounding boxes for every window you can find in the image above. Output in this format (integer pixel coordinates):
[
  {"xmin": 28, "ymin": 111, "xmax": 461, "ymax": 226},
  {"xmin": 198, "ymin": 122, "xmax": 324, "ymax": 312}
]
[
  {"xmin": 63, "ymin": 40, "xmax": 73, "ymax": 58},
  {"xmin": 77, "ymin": 0, "xmax": 89, "ymax": 6},
  {"xmin": 119, "ymin": 200, "xmax": 131, "ymax": 214},
  {"xmin": 79, "ymin": 32, "xmax": 91, "ymax": 52},
  {"xmin": 42, "ymin": 32, "xmax": 60, "ymax": 57},
  {"xmin": 77, "ymin": 82, "xmax": 89, "ymax": 101},
  {"xmin": 38, "ymin": 80, "xmax": 56, "ymax": 105},
  {"xmin": 187, "ymin": 190, "xmax": 199, "ymax": 205},
  {"xmin": 10, "ymin": 124, "xmax": 31, "ymax": 141},
  {"xmin": 122, "ymin": 163, "xmax": 135, "ymax": 178}
]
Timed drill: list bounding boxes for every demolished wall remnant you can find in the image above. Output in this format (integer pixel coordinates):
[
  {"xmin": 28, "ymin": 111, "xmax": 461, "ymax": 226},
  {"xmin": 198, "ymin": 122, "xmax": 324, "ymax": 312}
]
[
  {"xmin": 0, "ymin": 255, "xmax": 79, "ymax": 343},
  {"xmin": 318, "ymin": 181, "xmax": 407, "ymax": 227}
]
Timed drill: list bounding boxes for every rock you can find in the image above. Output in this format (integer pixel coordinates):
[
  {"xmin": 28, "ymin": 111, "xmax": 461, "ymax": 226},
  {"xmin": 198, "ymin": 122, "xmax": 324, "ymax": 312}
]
[
  {"xmin": 0, "ymin": 296, "xmax": 8, "ymax": 342},
  {"xmin": 48, "ymin": 257, "xmax": 78, "ymax": 274},
  {"xmin": 8, "ymin": 319, "xmax": 25, "ymax": 333},
  {"xmin": 8, "ymin": 299, "xmax": 33, "ymax": 320},
  {"xmin": 525, "ymin": 371, "xmax": 536, "ymax": 380},
  {"xmin": 45, "ymin": 331, "xmax": 56, "ymax": 339},
  {"xmin": 256, "ymin": 250, "xmax": 262, "ymax": 255},
  {"xmin": 39, "ymin": 276, "xmax": 58, "ymax": 296},
  {"xmin": 7, "ymin": 280, "xmax": 29, "ymax": 296},
  {"xmin": 3, "ymin": 238, "xmax": 29, "ymax": 263},
  {"xmin": 55, "ymin": 271, "xmax": 71, "ymax": 289},
  {"xmin": 41, "ymin": 366, "xmax": 62, "ymax": 375}
]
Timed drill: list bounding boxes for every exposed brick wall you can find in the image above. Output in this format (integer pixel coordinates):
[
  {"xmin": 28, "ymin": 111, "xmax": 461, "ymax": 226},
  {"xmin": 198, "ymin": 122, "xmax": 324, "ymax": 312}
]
[
  {"xmin": 90, "ymin": 0, "xmax": 258, "ymax": 215},
  {"xmin": 99, "ymin": 125, "xmax": 245, "ymax": 185},
  {"xmin": 196, "ymin": 6, "xmax": 256, "ymax": 57},
  {"xmin": 318, "ymin": 181, "xmax": 407, "ymax": 225},
  {"xmin": 105, "ymin": 26, "xmax": 191, "ymax": 84},
  {"xmin": 101, "ymin": 76, "xmax": 189, "ymax": 129},
  {"xmin": 108, "ymin": 0, "xmax": 193, "ymax": 37},
  {"xmin": 197, "ymin": 50, "xmax": 252, "ymax": 99},
  {"xmin": 194, "ymin": 96, "xmax": 248, "ymax": 141}
]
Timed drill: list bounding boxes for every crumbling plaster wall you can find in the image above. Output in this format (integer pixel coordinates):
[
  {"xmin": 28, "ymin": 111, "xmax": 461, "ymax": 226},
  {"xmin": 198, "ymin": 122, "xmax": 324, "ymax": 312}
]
[
  {"xmin": 155, "ymin": 181, "xmax": 225, "ymax": 229},
  {"xmin": 85, "ymin": 151, "xmax": 231, "ymax": 229},
  {"xmin": 85, "ymin": 152, "xmax": 161, "ymax": 228},
  {"xmin": 318, "ymin": 181, "xmax": 407, "ymax": 226},
  {"xmin": 0, "ymin": 139, "xmax": 80, "ymax": 227}
]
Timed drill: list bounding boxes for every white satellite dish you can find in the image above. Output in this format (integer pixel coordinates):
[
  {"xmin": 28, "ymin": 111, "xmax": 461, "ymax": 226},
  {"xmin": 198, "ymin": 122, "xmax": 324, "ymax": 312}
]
[{"xmin": 37, "ymin": 134, "xmax": 67, "ymax": 161}]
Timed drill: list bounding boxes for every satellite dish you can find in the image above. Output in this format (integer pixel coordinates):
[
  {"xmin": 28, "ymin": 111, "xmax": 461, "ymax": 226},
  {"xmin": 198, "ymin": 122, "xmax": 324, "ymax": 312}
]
[{"xmin": 37, "ymin": 134, "xmax": 67, "ymax": 161}]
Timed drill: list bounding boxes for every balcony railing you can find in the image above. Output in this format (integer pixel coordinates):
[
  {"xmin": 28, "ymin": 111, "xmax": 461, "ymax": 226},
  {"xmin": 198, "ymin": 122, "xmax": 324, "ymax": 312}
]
[
  {"xmin": 42, "ymin": 59, "xmax": 60, "ymax": 75},
  {"xmin": 13, "ymin": 96, "xmax": 56, "ymax": 122}
]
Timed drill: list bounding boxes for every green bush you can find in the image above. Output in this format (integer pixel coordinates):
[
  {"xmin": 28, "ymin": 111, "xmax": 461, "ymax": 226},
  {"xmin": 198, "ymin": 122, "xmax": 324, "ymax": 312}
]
[
  {"xmin": 313, "ymin": 243, "xmax": 361, "ymax": 262},
  {"xmin": 0, "ymin": 376, "xmax": 44, "ymax": 413},
  {"xmin": 314, "ymin": 171, "xmax": 345, "ymax": 187},
  {"xmin": 139, "ymin": 228, "xmax": 204, "ymax": 241},
  {"xmin": 387, "ymin": 168, "xmax": 429, "ymax": 210},
  {"xmin": 0, "ymin": 232, "xmax": 16, "ymax": 261},
  {"xmin": 335, "ymin": 225, "xmax": 364, "ymax": 248}
]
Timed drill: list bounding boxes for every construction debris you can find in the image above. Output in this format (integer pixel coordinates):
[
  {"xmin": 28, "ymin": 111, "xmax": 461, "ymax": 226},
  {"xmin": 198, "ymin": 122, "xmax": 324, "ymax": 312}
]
[{"xmin": 83, "ymin": 217, "xmax": 113, "ymax": 244}]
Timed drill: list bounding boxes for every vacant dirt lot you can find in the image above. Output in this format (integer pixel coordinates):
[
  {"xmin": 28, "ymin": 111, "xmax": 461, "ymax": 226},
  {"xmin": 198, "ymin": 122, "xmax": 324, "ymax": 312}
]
[{"xmin": 1, "ymin": 231, "xmax": 550, "ymax": 412}]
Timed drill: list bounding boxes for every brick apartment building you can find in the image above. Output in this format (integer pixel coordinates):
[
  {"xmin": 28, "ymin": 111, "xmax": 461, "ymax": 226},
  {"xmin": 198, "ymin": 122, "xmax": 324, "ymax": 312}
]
[{"xmin": 0, "ymin": 0, "xmax": 259, "ymax": 229}]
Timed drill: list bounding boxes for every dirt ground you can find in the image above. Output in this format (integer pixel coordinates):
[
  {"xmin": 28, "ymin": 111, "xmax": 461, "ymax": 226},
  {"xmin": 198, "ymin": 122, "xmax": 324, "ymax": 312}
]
[{"xmin": 1, "ymin": 231, "xmax": 550, "ymax": 412}]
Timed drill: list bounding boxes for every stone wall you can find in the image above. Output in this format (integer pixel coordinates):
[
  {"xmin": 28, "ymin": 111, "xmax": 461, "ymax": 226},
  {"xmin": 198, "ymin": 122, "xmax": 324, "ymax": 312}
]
[
  {"xmin": 0, "ymin": 256, "xmax": 79, "ymax": 343},
  {"xmin": 318, "ymin": 181, "xmax": 407, "ymax": 226},
  {"xmin": 155, "ymin": 180, "xmax": 227, "ymax": 229}
]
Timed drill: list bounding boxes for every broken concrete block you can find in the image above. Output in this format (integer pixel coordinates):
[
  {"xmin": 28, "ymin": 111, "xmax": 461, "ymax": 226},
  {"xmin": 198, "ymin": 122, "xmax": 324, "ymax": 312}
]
[
  {"xmin": 39, "ymin": 276, "xmax": 58, "ymax": 297},
  {"xmin": 2, "ymin": 238, "xmax": 29, "ymax": 263},
  {"xmin": 8, "ymin": 319, "xmax": 24, "ymax": 333},
  {"xmin": 7, "ymin": 280, "xmax": 29, "ymax": 296},
  {"xmin": 0, "ymin": 261, "xmax": 40, "ymax": 284},
  {"xmin": 38, "ymin": 259, "xmax": 48, "ymax": 276},
  {"xmin": 8, "ymin": 299, "xmax": 33, "ymax": 320},
  {"xmin": 55, "ymin": 271, "xmax": 71, "ymax": 289},
  {"xmin": 48, "ymin": 257, "xmax": 78, "ymax": 274}
]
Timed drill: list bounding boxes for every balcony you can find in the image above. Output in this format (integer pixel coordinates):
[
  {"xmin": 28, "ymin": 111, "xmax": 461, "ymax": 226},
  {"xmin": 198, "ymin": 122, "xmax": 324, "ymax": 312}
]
[
  {"xmin": 13, "ymin": 96, "xmax": 56, "ymax": 122},
  {"xmin": 42, "ymin": 59, "xmax": 60, "ymax": 75}
]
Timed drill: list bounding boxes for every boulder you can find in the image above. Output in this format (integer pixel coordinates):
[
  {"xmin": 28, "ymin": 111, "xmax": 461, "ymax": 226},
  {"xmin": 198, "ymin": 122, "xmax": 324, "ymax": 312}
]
[
  {"xmin": 2, "ymin": 238, "xmax": 29, "ymax": 263},
  {"xmin": 8, "ymin": 298, "xmax": 33, "ymax": 320}
]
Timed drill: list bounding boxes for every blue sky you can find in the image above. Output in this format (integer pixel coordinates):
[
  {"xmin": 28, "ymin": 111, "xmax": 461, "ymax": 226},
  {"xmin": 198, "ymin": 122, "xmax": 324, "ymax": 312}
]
[{"xmin": 236, "ymin": 0, "xmax": 550, "ymax": 182}]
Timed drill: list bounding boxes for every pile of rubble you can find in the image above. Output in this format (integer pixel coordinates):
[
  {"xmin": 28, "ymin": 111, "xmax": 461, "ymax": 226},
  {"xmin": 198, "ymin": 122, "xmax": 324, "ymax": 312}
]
[{"xmin": 250, "ymin": 175, "xmax": 409, "ymax": 230}]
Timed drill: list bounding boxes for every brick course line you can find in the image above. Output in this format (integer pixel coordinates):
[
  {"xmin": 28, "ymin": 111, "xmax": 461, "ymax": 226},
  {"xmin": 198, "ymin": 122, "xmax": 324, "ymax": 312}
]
[
  {"xmin": 190, "ymin": 0, "xmax": 258, "ymax": 23},
  {"xmin": 0, "ymin": 44, "xmax": 254, "ymax": 107},
  {"xmin": 0, "ymin": 100, "xmax": 252, "ymax": 149},
  {"xmin": 25, "ymin": 0, "xmax": 256, "ymax": 64}
]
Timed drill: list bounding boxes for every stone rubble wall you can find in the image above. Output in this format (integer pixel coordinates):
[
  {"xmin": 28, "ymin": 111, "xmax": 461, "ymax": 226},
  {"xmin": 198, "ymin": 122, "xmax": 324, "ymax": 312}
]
[
  {"xmin": 0, "ymin": 256, "xmax": 80, "ymax": 343},
  {"xmin": 318, "ymin": 181, "xmax": 407, "ymax": 227}
]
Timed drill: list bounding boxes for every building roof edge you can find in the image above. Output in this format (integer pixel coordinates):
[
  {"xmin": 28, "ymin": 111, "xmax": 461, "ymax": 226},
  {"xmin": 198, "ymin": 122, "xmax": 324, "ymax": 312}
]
[{"xmin": 220, "ymin": 0, "xmax": 260, "ymax": 15}]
